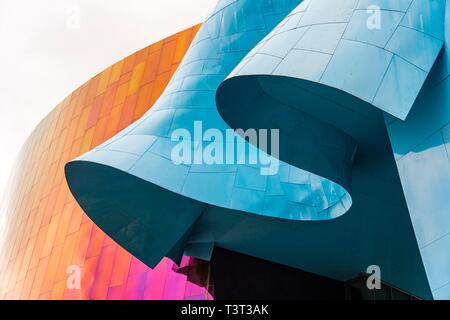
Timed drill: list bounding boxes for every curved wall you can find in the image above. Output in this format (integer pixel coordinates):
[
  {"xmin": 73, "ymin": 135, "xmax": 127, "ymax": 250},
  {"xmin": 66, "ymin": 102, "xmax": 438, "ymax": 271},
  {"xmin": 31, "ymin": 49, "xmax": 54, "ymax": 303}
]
[
  {"xmin": 1, "ymin": 0, "xmax": 449, "ymax": 301},
  {"xmin": 0, "ymin": 25, "xmax": 212, "ymax": 300},
  {"xmin": 64, "ymin": 0, "xmax": 434, "ymax": 299},
  {"xmin": 216, "ymin": 0, "xmax": 450, "ymax": 300}
]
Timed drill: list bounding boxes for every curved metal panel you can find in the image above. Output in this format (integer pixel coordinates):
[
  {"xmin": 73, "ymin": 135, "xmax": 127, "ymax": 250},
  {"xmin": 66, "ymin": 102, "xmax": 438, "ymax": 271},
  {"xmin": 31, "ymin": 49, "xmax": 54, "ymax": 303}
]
[{"xmin": 65, "ymin": 0, "xmax": 433, "ymax": 299}]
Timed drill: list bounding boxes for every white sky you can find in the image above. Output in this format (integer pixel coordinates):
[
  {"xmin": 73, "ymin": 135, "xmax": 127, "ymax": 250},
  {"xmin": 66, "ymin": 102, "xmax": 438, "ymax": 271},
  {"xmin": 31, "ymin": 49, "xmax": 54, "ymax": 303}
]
[{"xmin": 0, "ymin": 0, "xmax": 217, "ymax": 200}]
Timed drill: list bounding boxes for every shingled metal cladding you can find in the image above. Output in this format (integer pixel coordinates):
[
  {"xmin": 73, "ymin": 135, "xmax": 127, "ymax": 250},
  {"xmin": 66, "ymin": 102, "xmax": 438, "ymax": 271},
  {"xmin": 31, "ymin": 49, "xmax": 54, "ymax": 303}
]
[
  {"xmin": 0, "ymin": 26, "xmax": 211, "ymax": 300},
  {"xmin": 218, "ymin": 0, "xmax": 449, "ymax": 299},
  {"xmin": 1, "ymin": 0, "xmax": 447, "ymax": 300}
]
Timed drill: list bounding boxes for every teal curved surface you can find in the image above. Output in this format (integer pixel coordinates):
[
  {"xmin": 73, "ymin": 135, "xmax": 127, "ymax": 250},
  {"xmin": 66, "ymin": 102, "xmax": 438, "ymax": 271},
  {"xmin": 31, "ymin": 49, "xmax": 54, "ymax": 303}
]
[
  {"xmin": 216, "ymin": 0, "xmax": 448, "ymax": 300},
  {"xmin": 67, "ymin": 0, "xmax": 349, "ymax": 222},
  {"xmin": 221, "ymin": 0, "xmax": 444, "ymax": 120},
  {"xmin": 64, "ymin": 0, "xmax": 450, "ymax": 299}
]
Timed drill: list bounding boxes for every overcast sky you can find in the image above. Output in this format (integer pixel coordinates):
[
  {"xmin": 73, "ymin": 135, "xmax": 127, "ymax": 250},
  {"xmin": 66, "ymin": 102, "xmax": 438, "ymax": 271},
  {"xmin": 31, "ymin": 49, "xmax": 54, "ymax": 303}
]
[{"xmin": 0, "ymin": 0, "xmax": 217, "ymax": 200}]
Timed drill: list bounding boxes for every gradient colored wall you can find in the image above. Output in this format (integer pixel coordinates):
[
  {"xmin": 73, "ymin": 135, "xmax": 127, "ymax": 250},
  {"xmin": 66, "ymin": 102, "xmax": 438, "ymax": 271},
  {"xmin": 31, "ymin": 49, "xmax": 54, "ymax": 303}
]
[{"xmin": 0, "ymin": 24, "xmax": 212, "ymax": 300}]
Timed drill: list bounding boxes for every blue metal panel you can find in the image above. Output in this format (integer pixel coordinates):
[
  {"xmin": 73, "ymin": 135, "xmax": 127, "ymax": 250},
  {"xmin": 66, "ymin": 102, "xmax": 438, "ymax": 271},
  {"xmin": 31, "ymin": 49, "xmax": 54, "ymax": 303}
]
[
  {"xmin": 357, "ymin": 0, "xmax": 413, "ymax": 12},
  {"xmin": 344, "ymin": 10, "xmax": 404, "ymax": 47}
]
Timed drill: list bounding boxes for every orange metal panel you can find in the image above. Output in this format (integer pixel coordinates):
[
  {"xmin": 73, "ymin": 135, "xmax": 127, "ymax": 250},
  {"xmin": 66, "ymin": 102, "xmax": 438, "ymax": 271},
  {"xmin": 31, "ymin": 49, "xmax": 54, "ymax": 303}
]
[
  {"xmin": 117, "ymin": 93, "xmax": 138, "ymax": 131},
  {"xmin": 134, "ymin": 84, "xmax": 153, "ymax": 121}
]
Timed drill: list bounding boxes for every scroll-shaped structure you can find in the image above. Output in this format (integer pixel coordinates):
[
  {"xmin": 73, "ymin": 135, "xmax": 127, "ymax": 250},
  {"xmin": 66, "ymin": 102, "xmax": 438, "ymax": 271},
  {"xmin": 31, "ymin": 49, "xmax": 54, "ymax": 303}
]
[
  {"xmin": 66, "ymin": 0, "xmax": 450, "ymax": 299},
  {"xmin": 221, "ymin": 0, "xmax": 444, "ymax": 120}
]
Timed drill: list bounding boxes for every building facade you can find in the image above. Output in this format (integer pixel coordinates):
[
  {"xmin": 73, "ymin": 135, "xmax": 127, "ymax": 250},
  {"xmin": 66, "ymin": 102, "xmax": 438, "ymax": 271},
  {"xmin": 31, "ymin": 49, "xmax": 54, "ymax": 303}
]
[
  {"xmin": 0, "ymin": 24, "xmax": 213, "ymax": 300},
  {"xmin": 1, "ymin": 0, "xmax": 449, "ymax": 300}
]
